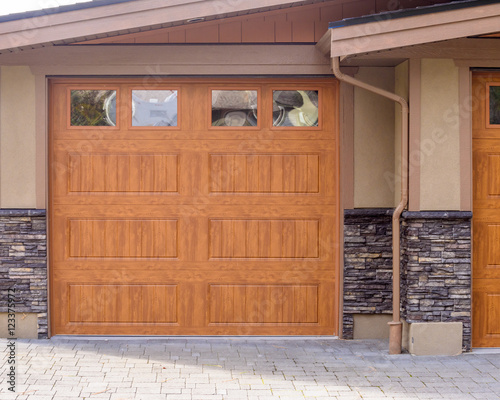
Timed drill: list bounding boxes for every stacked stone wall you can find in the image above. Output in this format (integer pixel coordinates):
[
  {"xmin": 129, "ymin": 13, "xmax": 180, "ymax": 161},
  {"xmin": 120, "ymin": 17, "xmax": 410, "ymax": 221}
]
[
  {"xmin": 401, "ymin": 211, "xmax": 472, "ymax": 351},
  {"xmin": 343, "ymin": 209, "xmax": 394, "ymax": 339},
  {"xmin": 0, "ymin": 210, "xmax": 47, "ymax": 338}
]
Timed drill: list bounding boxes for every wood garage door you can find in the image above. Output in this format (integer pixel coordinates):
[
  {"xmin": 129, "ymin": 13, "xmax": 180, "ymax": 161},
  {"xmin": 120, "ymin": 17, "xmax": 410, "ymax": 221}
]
[
  {"xmin": 49, "ymin": 78, "xmax": 339, "ymax": 335},
  {"xmin": 473, "ymin": 72, "xmax": 500, "ymax": 347}
]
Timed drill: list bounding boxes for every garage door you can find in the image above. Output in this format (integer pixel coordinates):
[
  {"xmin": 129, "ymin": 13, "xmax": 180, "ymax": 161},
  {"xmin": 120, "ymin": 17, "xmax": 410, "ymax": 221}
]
[
  {"xmin": 49, "ymin": 78, "xmax": 339, "ymax": 335},
  {"xmin": 473, "ymin": 72, "xmax": 500, "ymax": 347}
]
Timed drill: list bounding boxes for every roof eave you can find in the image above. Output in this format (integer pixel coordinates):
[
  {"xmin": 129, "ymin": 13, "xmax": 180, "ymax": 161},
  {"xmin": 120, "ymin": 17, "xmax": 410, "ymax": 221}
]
[
  {"xmin": 0, "ymin": 0, "xmax": 306, "ymax": 53},
  {"xmin": 327, "ymin": 1, "xmax": 500, "ymax": 58}
]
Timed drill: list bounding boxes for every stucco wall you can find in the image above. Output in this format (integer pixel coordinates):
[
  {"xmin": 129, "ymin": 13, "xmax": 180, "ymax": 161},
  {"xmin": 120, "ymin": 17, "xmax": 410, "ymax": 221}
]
[
  {"xmin": 420, "ymin": 59, "xmax": 460, "ymax": 211},
  {"xmin": 353, "ymin": 67, "xmax": 395, "ymax": 208},
  {"xmin": 0, "ymin": 66, "xmax": 37, "ymax": 208}
]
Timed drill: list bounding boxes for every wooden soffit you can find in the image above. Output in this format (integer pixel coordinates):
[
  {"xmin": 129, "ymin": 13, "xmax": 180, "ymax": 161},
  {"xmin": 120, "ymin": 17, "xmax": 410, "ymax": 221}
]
[{"xmin": 334, "ymin": 38, "xmax": 500, "ymax": 67}]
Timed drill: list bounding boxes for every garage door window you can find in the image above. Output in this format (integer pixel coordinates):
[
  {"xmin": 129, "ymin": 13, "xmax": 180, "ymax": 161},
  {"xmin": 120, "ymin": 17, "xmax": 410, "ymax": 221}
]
[
  {"xmin": 70, "ymin": 90, "xmax": 116, "ymax": 127},
  {"xmin": 211, "ymin": 90, "xmax": 258, "ymax": 127},
  {"xmin": 489, "ymin": 85, "xmax": 500, "ymax": 126},
  {"xmin": 273, "ymin": 90, "xmax": 319, "ymax": 127},
  {"xmin": 132, "ymin": 90, "xmax": 178, "ymax": 127}
]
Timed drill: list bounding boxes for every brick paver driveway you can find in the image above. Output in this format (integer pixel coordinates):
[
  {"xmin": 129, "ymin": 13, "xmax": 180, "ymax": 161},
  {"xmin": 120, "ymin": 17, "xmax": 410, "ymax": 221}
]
[{"xmin": 1, "ymin": 337, "xmax": 500, "ymax": 399}]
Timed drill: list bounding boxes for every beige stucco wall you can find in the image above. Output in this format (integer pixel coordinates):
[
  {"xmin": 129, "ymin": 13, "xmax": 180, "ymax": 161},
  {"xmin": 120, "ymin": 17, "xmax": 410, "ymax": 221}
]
[
  {"xmin": 0, "ymin": 66, "xmax": 37, "ymax": 208},
  {"xmin": 353, "ymin": 67, "xmax": 396, "ymax": 208},
  {"xmin": 420, "ymin": 59, "xmax": 460, "ymax": 210}
]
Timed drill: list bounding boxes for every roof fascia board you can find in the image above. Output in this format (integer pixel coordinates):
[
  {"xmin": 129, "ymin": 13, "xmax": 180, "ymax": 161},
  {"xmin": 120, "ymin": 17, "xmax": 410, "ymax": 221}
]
[
  {"xmin": 330, "ymin": 2, "xmax": 500, "ymax": 57},
  {"xmin": 0, "ymin": 0, "xmax": 301, "ymax": 51},
  {"xmin": 0, "ymin": 44, "xmax": 329, "ymax": 75},
  {"xmin": 0, "ymin": 0, "xmax": 190, "ymax": 35},
  {"xmin": 316, "ymin": 30, "xmax": 331, "ymax": 55},
  {"xmin": 0, "ymin": 44, "xmax": 328, "ymax": 66}
]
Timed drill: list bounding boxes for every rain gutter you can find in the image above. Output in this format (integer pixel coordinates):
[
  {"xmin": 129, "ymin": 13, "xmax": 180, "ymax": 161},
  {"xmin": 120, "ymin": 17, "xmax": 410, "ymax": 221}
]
[{"xmin": 332, "ymin": 56, "xmax": 408, "ymax": 354}]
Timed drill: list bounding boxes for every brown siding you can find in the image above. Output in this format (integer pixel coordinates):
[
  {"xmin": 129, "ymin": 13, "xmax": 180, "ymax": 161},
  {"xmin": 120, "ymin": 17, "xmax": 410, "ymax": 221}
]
[{"xmin": 75, "ymin": 0, "xmax": 445, "ymax": 45}]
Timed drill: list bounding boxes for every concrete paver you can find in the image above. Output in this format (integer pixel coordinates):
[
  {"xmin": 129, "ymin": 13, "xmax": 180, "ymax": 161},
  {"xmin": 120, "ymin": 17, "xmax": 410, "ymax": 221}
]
[{"xmin": 1, "ymin": 338, "xmax": 499, "ymax": 399}]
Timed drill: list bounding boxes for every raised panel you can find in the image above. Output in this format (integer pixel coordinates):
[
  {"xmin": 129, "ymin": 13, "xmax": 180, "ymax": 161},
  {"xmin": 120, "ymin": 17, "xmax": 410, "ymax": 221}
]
[
  {"xmin": 69, "ymin": 153, "xmax": 178, "ymax": 193},
  {"xmin": 210, "ymin": 154, "xmax": 319, "ymax": 193},
  {"xmin": 488, "ymin": 155, "xmax": 500, "ymax": 196},
  {"xmin": 68, "ymin": 284, "xmax": 178, "ymax": 323},
  {"xmin": 487, "ymin": 224, "xmax": 500, "ymax": 268},
  {"xmin": 486, "ymin": 293, "xmax": 500, "ymax": 335},
  {"xmin": 209, "ymin": 284, "xmax": 318, "ymax": 323},
  {"xmin": 209, "ymin": 219, "xmax": 319, "ymax": 259},
  {"xmin": 68, "ymin": 219, "xmax": 178, "ymax": 258},
  {"xmin": 473, "ymin": 218, "xmax": 500, "ymax": 279}
]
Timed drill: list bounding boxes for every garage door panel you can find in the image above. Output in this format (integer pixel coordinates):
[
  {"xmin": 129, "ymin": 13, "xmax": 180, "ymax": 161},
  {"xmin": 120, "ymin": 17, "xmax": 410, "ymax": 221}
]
[
  {"xmin": 473, "ymin": 142, "xmax": 500, "ymax": 208},
  {"xmin": 52, "ymin": 195, "xmax": 336, "ymax": 206},
  {"xmin": 56, "ymin": 324, "xmax": 334, "ymax": 336},
  {"xmin": 52, "ymin": 260, "xmax": 335, "ymax": 272},
  {"xmin": 54, "ymin": 144, "xmax": 335, "ymax": 201},
  {"xmin": 473, "ymin": 215, "xmax": 500, "ymax": 279},
  {"xmin": 209, "ymin": 218, "xmax": 320, "ymax": 259},
  {"xmin": 51, "ymin": 128, "xmax": 338, "ymax": 141},
  {"xmin": 208, "ymin": 284, "xmax": 319, "ymax": 324},
  {"xmin": 52, "ymin": 208, "xmax": 335, "ymax": 263},
  {"xmin": 473, "ymin": 279, "xmax": 500, "ymax": 347},
  {"xmin": 52, "ymin": 204, "xmax": 337, "ymax": 217},
  {"xmin": 66, "ymin": 218, "xmax": 179, "ymax": 259},
  {"xmin": 54, "ymin": 150, "xmax": 182, "ymax": 197},
  {"xmin": 52, "ymin": 268, "xmax": 333, "ymax": 334},
  {"xmin": 210, "ymin": 153, "xmax": 320, "ymax": 194},
  {"xmin": 66, "ymin": 153, "xmax": 180, "ymax": 194},
  {"xmin": 67, "ymin": 284, "xmax": 179, "ymax": 324},
  {"xmin": 53, "ymin": 139, "xmax": 337, "ymax": 152}
]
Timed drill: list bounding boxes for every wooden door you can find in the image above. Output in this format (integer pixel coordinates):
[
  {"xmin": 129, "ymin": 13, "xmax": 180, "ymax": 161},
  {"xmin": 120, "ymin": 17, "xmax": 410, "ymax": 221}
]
[
  {"xmin": 473, "ymin": 72, "xmax": 500, "ymax": 347},
  {"xmin": 49, "ymin": 78, "xmax": 340, "ymax": 335}
]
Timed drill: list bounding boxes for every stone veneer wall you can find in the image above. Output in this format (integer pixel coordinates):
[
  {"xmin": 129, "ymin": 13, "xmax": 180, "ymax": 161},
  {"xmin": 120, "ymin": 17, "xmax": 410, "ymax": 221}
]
[
  {"xmin": 343, "ymin": 209, "xmax": 472, "ymax": 350},
  {"xmin": 0, "ymin": 210, "xmax": 47, "ymax": 338},
  {"xmin": 401, "ymin": 211, "xmax": 472, "ymax": 351},
  {"xmin": 343, "ymin": 209, "xmax": 394, "ymax": 339}
]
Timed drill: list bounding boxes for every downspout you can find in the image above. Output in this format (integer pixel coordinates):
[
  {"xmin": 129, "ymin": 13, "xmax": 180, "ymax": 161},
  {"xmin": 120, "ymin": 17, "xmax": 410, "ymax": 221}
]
[{"xmin": 332, "ymin": 57, "xmax": 409, "ymax": 355}]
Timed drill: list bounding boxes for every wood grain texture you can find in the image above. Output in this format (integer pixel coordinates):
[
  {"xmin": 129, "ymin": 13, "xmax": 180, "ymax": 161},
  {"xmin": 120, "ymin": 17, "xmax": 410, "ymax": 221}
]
[
  {"xmin": 68, "ymin": 284, "xmax": 178, "ymax": 323},
  {"xmin": 49, "ymin": 77, "xmax": 339, "ymax": 335},
  {"xmin": 68, "ymin": 219, "xmax": 178, "ymax": 258},
  {"xmin": 473, "ymin": 72, "xmax": 500, "ymax": 347},
  {"xmin": 209, "ymin": 284, "xmax": 318, "ymax": 323},
  {"xmin": 210, "ymin": 154, "xmax": 319, "ymax": 193},
  {"xmin": 473, "ymin": 280, "xmax": 500, "ymax": 347},
  {"xmin": 209, "ymin": 219, "xmax": 319, "ymax": 259},
  {"xmin": 69, "ymin": 153, "xmax": 179, "ymax": 193}
]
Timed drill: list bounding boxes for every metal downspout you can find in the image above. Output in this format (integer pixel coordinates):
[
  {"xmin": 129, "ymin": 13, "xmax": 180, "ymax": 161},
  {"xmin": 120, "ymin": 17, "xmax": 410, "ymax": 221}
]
[{"xmin": 332, "ymin": 57, "xmax": 409, "ymax": 354}]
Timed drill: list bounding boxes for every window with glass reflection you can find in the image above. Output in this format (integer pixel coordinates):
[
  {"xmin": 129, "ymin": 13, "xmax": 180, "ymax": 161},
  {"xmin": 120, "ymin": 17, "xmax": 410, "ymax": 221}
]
[
  {"xmin": 212, "ymin": 90, "xmax": 258, "ymax": 126},
  {"xmin": 490, "ymin": 86, "xmax": 500, "ymax": 125},
  {"xmin": 132, "ymin": 90, "xmax": 178, "ymax": 127},
  {"xmin": 70, "ymin": 90, "xmax": 116, "ymax": 126},
  {"xmin": 273, "ymin": 90, "xmax": 319, "ymax": 127}
]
